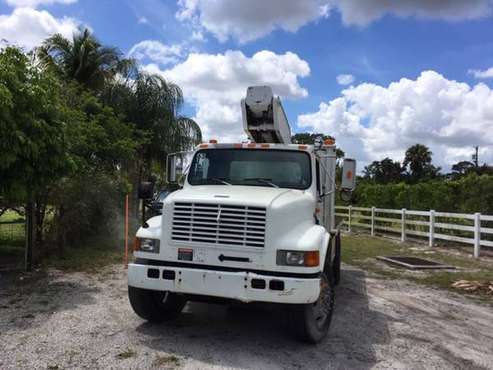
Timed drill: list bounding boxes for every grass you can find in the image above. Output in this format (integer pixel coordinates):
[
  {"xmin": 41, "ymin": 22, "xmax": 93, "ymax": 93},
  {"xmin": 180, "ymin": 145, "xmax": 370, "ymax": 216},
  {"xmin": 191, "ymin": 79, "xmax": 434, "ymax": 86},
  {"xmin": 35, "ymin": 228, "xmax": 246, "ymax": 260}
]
[
  {"xmin": 342, "ymin": 234, "xmax": 493, "ymax": 300},
  {"xmin": 41, "ymin": 239, "xmax": 123, "ymax": 272},
  {"xmin": 0, "ymin": 210, "xmax": 25, "ymax": 266}
]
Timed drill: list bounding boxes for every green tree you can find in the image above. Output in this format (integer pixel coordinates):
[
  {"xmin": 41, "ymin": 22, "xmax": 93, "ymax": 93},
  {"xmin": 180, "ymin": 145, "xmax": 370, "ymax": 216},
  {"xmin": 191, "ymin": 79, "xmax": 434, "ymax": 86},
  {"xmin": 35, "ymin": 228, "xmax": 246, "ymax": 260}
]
[
  {"xmin": 363, "ymin": 157, "xmax": 403, "ymax": 184},
  {"xmin": 0, "ymin": 47, "xmax": 71, "ymax": 200},
  {"xmin": 37, "ymin": 28, "xmax": 126, "ymax": 91},
  {"xmin": 0, "ymin": 47, "xmax": 73, "ymax": 262},
  {"xmin": 103, "ymin": 72, "xmax": 201, "ymax": 171},
  {"xmin": 403, "ymin": 144, "xmax": 440, "ymax": 182},
  {"xmin": 451, "ymin": 160, "xmax": 475, "ymax": 178},
  {"xmin": 291, "ymin": 132, "xmax": 345, "ymax": 159}
]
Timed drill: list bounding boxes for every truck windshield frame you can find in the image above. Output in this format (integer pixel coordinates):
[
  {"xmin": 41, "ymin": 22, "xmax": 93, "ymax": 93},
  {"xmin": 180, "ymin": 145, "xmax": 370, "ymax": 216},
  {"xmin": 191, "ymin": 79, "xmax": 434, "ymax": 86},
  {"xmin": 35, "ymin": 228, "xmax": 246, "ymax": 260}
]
[{"xmin": 187, "ymin": 149, "xmax": 312, "ymax": 190}]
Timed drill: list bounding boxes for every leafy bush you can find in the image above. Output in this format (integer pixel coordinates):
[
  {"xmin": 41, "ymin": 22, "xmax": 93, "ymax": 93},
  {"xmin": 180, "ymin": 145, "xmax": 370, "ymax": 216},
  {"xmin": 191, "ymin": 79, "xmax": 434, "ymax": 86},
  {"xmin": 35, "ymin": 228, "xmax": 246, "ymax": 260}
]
[{"xmin": 352, "ymin": 173, "xmax": 493, "ymax": 214}]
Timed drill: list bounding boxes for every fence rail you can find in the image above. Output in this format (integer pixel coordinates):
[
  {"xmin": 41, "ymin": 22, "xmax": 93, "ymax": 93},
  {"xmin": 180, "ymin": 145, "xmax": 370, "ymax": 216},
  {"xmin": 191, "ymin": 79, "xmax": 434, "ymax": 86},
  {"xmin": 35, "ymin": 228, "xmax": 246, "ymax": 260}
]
[{"xmin": 335, "ymin": 206, "xmax": 493, "ymax": 258}]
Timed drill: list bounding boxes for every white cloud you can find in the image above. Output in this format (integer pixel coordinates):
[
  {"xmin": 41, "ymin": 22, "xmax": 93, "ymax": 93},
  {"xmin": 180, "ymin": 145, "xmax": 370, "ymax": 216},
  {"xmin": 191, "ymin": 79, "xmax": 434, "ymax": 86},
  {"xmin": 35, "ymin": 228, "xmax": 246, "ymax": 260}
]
[
  {"xmin": 176, "ymin": 0, "xmax": 330, "ymax": 43},
  {"xmin": 298, "ymin": 71, "xmax": 493, "ymax": 169},
  {"xmin": 145, "ymin": 50, "xmax": 310, "ymax": 141},
  {"xmin": 336, "ymin": 73, "xmax": 354, "ymax": 85},
  {"xmin": 128, "ymin": 40, "xmax": 183, "ymax": 66},
  {"xmin": 469, "ymin": 67, "xmax": 493, "ymax": 79},
  {"xmin": 333, "ymin": 0, "xmax": 491, "ymax": 26},
  {"xmin": 4, "ymin": 0, "xmax": 76, "ymax": 8},
  {"xmin": 176, "ymin": 0, "xmax": 492, "ymax": 43},
  {"xmin": 137, "ymin": 16, "xmax": 148, "ymax": 25},
  {"xmin": 0, "ymin": 7, "xmax": 79, "ymax": 50}
]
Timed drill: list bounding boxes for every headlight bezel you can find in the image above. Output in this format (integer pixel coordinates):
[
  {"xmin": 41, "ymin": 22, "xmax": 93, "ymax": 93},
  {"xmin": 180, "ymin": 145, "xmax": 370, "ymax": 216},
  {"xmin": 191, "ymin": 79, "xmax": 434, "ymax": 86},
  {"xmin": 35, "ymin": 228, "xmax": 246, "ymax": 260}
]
[
  {"xmin": 276, "ymin": 250, "xmax": 319, "ymax": 267},
  {"xmin": 135, "ymin": 237, "xmax": 160, "ymax": 253}
]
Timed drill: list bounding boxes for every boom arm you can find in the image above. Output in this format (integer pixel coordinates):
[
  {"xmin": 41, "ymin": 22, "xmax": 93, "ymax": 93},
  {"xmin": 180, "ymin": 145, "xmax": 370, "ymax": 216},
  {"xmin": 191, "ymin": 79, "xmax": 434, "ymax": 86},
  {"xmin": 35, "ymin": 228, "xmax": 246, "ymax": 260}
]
[{"xmin": 241, "ymin": 86, "xmax": 292, "ymax": 144}]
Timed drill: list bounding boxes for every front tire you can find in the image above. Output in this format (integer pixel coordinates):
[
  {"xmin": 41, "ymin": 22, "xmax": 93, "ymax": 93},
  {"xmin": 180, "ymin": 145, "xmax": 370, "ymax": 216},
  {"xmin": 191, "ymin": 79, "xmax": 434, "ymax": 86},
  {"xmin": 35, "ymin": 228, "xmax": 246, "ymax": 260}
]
[
  {"xmin": 291, "ymin": 271, "xmax": 335, "ymax": 343},
  {"xmin": 128, "ymin": 286, "xmax": 186, "ymax": 322}
]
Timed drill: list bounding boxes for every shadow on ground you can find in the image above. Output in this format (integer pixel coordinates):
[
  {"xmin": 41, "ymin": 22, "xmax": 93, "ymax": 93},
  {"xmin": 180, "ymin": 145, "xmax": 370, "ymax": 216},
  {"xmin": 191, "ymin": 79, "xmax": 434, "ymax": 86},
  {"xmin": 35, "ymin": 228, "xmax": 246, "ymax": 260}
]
[{"xmin": 135, "ymin": 268, "xmax": 390, "ymax": 369}]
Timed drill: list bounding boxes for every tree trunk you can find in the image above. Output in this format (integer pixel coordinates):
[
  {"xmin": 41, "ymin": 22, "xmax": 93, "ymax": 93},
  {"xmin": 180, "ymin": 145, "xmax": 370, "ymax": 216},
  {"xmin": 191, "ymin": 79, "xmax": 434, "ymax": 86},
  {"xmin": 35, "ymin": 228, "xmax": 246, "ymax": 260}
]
[{"xmin": 25, "ymin": 199, "xmax": 36, "ymax": 271}]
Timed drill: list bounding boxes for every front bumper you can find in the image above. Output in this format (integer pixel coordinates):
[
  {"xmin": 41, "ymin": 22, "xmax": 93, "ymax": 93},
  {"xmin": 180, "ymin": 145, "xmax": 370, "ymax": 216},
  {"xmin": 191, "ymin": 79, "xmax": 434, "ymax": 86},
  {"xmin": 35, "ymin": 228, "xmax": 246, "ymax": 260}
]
[{"xmin": 128, "ymin": 263, "xmax": 320, "ymax": 304}]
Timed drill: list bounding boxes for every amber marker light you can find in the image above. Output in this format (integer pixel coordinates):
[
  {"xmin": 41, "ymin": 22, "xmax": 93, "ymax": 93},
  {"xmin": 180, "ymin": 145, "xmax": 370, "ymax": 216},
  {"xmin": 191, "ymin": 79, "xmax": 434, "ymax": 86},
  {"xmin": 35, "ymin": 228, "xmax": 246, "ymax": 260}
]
[{"xmin": 304, "ymin": 251, "xmax": 320, "ymax": 267}]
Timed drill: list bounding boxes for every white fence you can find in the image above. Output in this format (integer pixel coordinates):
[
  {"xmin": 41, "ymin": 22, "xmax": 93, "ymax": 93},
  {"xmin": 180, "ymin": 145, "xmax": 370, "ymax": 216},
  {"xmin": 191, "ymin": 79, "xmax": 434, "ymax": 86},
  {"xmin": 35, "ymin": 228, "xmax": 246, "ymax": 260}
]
[{"xmin": 335, "ymin": 206, "xmax": 493, "ymax": 258}]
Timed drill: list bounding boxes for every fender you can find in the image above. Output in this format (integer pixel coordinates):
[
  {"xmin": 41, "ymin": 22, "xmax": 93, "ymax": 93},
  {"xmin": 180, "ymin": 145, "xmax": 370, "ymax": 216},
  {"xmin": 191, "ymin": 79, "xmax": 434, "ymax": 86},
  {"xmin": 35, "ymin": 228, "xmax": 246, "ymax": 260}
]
[
  {"xmin": 319, "ymin": 231, "xmax": 332, "ymax": 270},
  {"xmin": 322, "ymin": 231, "xmax": 339, "ymax": 270}
]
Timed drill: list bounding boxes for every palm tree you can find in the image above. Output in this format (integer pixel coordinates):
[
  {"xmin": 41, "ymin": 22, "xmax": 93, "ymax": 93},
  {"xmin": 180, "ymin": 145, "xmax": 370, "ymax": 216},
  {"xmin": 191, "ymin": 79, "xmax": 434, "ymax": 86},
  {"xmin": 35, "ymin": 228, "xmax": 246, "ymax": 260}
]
[
  {"xmin": 102, "ymin": 71, "xmax": 201, "ymax": 218},
  {"xmin": 403, "ymin": 144, "xmax": 439, "ymax": 181},
  {"xmin": 37, "ymin": 28, "xmax": 125, "ymax": 91},
  {"xmin": 104, "ymin": 72, "xmax": 201, "ymax": 164}
]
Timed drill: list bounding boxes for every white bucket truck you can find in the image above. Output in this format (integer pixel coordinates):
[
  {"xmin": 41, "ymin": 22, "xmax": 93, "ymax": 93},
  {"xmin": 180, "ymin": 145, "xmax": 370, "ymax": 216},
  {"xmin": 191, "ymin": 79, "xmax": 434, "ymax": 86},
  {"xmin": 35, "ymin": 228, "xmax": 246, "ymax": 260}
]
[{"xmin": 128, "ymin": 86, "xmax": 356, "ymax": 343}]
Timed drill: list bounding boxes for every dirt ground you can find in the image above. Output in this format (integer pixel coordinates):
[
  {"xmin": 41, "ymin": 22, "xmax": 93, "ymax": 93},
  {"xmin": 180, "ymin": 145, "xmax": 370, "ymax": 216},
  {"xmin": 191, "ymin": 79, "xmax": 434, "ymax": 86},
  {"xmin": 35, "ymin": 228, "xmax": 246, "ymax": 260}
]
[{"xmin": 1, "ymin": 265, "xmax": 492, "ymax": 370}]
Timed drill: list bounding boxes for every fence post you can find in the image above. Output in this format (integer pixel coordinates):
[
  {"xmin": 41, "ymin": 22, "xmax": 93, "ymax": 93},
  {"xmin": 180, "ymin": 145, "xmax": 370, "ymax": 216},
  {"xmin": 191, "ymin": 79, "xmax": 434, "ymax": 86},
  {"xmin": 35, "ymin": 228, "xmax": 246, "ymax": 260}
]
[
  {"xmin": 371, "ymin": 206, "xmax": 375, "ymax": 236},
  {"xmin": 348, "ymin": 205, "xmax": 352, "ymax": 233},
  {"xmin": 401, "ymin": 208, "xmax": 406, "ymax": 242},
  {"xmin": 429, "ymin": 210, "xmax": 435, "ymax": 247},
  {"xmin": 474, "ymin": 213, "xmax": 481, "ymax": 258}
]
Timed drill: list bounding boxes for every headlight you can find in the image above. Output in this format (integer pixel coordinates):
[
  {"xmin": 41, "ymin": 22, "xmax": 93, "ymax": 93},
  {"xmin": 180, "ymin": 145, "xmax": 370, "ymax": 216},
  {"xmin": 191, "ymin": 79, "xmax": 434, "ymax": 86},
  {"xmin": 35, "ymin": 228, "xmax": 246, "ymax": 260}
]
[
  {"xmin": 135, "ymin": 238, "xmax": 160, "ymax": 253},
  {"xmin": 276, "ymin": 250, "xmax": 319, "ymax": 267}
]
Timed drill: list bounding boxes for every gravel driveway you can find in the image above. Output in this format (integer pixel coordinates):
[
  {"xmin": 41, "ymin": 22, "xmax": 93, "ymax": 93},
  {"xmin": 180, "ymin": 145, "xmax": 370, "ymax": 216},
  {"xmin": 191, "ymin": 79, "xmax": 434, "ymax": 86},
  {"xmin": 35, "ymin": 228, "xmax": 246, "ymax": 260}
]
[{"xmin": 1, "ymin": 264, "xmax": 492, "ymax": 369}]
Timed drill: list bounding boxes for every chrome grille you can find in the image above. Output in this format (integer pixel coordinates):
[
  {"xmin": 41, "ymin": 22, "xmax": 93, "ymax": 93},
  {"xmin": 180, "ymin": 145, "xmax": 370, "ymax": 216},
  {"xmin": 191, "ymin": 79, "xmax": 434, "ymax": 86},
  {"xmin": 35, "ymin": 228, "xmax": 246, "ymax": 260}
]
[{"xmin": 171, "ymin": 202, "xmax": 266, "ymax": 247}]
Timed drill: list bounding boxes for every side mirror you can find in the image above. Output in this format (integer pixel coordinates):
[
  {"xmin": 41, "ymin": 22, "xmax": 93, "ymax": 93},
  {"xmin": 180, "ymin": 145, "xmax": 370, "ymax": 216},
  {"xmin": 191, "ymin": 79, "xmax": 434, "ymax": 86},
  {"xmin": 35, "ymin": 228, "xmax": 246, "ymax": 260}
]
[
  {"xmin": 138, "ymin": 181, "xmax": 154, "ymax": 200},
  {"xmin": 167, "ymin": 151, "xmax": 193, "ymax": 185},
  {"xmin": 167, "ymin": 154, "xmax": 180, "ymax": 183},
  {"xmin": 341, "ymin": 158, "xmax": 356, "ymax": 191}
]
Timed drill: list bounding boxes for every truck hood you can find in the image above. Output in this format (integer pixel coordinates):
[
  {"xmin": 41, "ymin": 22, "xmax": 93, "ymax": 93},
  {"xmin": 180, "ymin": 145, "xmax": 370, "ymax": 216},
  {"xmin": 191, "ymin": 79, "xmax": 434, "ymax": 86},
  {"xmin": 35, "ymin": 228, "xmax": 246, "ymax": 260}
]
[{"xmin": 166, "ymin": 185, "xmax": 309, "ymax": 209}]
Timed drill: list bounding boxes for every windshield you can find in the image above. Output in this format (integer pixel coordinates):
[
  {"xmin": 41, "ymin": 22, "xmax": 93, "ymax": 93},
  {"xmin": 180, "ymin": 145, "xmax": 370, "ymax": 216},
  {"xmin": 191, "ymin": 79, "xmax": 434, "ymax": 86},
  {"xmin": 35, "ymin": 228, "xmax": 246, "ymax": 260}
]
[{"xmin": 188, "ymin": 149, "xmax": 312, "ymax": 189}]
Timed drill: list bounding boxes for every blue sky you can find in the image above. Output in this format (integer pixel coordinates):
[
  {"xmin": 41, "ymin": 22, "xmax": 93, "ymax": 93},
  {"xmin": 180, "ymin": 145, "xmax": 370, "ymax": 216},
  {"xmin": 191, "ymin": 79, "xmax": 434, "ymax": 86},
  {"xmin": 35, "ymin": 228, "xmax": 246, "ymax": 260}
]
[{"xmin": 1, "ymin": 0, "xmax": 493, "ymax": 169}]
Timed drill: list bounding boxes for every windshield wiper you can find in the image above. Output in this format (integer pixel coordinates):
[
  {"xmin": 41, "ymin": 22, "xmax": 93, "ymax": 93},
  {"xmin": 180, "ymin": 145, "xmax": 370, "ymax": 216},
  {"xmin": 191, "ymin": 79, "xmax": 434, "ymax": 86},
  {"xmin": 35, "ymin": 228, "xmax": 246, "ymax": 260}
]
[
  {"xmin": 208, "ymin": 177, "xmax": 232, "ymax": 185},
  {"xmin": 242, "ymin": 178, "xmax": 279, "ymax": 188}
]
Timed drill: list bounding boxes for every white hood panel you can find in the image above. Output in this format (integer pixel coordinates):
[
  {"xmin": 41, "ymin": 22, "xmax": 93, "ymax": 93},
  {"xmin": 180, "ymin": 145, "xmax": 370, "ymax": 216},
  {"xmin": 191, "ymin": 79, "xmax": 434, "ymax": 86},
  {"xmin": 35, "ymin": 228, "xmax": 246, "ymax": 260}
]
[{"xmin": 166, "ymin": 185, "xmax": 304, "ymax": 209}]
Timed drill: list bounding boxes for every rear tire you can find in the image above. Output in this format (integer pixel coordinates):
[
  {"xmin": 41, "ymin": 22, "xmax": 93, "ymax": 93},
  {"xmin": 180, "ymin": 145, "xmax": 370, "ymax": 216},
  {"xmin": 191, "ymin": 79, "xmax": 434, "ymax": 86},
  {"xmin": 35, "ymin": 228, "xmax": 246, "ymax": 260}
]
[
  {"xmin": 291, "ymin": 270, "xmax": 335, "ymax": 343},
  {"xmin": 128, "ymin": 286, "xmax": 186, "ymax": 322}
]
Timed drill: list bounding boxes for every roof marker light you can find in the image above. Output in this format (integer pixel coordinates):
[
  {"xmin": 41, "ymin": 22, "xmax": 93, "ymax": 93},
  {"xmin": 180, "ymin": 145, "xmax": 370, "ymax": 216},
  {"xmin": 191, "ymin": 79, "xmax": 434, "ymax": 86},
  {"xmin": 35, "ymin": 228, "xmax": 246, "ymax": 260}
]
[
  {"xmin": 324, "ymin": 138, "xmax": 335, "ymax": 145},
  {"xmin": 247, "ymin": 143, "xmax": 256, "ymax": 148},
  {"xmin": 298, "ymin": 145, "xmax": 307, "ymax": 150},
  {"xmin": 209, "ymin": 139, "xmax": 218, "ymax": 144},
  {"xmin": 199, "ymin": 144, "xmax": 208, "ymax": 148},
  {"xmin": 260, "ymin": 144, "xmax": 270, "ymax": 148}
]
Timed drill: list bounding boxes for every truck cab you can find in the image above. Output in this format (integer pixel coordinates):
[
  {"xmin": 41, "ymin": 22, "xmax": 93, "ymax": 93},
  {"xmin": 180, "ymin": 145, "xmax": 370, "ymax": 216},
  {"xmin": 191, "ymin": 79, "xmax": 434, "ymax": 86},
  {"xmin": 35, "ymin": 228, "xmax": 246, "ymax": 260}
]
[{"xmin": 127, "ymin": 86, "xmax": 356, "ymax": 343}]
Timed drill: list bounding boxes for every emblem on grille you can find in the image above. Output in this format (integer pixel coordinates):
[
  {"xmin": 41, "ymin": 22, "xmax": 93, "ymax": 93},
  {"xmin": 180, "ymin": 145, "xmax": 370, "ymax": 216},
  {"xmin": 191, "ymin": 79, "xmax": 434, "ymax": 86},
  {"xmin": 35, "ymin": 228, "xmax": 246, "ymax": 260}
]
[{"xmin": 216, "ymin": 208, "xmax": 222, "ymax": 222}]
